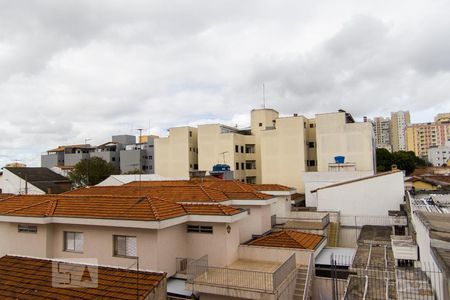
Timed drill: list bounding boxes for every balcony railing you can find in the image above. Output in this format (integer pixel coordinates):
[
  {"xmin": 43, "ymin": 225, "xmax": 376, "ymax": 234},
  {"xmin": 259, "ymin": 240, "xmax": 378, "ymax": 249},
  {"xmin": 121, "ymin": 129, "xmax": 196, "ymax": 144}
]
[{"xmin": 185, "ymin": 254, "xmax": 296, "ymax": 293}]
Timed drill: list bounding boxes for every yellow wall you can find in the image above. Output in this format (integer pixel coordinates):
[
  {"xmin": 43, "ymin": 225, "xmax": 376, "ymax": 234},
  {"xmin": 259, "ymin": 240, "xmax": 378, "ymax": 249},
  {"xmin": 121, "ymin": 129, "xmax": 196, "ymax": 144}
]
[
  {"xmin": 260, "ymin": 116, "xmax": 308, "ymax": 192},
  {"xmin": 155, "ymin": 126, "xmax": 197, "ymax": 178},
  {"xmin": 315, "ymin": 112, "xmax": 375, "ymax": 173}
]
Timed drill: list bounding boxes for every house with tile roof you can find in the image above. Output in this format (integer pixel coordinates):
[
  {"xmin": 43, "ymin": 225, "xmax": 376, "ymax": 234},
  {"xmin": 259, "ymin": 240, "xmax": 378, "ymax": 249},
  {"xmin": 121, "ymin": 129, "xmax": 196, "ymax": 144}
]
[
  {"xmin": 0, "ymin": 167, "xmax": 71, "ymax": 195},
  {"xmin": 0, "ymin": 193, "xmax": 248, "ymax": 277},
  {"xmin": 66, "ymin": 182, "xmax": 281, "ymax": 243}
]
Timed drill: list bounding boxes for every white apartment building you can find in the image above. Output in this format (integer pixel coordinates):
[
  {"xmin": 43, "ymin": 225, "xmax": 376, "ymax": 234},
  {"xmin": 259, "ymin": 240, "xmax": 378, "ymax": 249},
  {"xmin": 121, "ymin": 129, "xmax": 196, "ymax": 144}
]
[{"xmin": 428, "ymin": 141, "xmax": 450, "ymax": 166}]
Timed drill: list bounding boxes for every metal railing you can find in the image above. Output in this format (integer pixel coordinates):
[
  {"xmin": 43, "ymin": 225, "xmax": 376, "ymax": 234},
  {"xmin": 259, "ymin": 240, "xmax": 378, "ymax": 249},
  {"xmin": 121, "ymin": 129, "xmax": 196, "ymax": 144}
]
[
  {"xmin": 188, "ymin": 265, "xmax": 274, "ymax": 292},
  {"xmin": 325, "ymin": 255, "xmax": 445, "ymax": 300},
  {"xmin": 273, "ymin": 254, "xmax": 296, "ymax": 289},
  {"xmin": 185, "ymin": 254, "xmax": 296, "ymax": 293},
  {"xmin": 303, "ymin": 252, "xmax": 314, "ymax": 300}
]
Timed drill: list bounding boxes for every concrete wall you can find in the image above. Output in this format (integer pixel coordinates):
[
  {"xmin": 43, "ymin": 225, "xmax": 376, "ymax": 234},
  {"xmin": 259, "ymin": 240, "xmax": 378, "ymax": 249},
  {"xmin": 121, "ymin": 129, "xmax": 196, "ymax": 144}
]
[
  {"xmin": 64, "ymin": 153, "xmax": 89, "ymax": 167},
  {"xmin": 0, "ymin": 222, "xmax": 50, "ymax": 258},
  {"xmin": 41, "ymin": 152, "xmax": 64, "ymax": 168},
  {"xmin": 260, "ymin": 116, "xmax": 308, "ymax": 192},
  {"xmin": 0, "ymin": 169, "xmax": 45, "ymax": 194},
  {"xmin": 316, "ymin": 171, "xmax": 404, "ymax": 225},
  {"xmin": 315, "ymin": 112, "xmax": 375, "ymax": 173},
  {"xmin": 303, "ymin": 171, "xmax": 373, "ymax": 207},
  {"xmin": 238, "ymin": 245, "xmax": 312, "ymax": 265},
  {"xmin": 91, "ymin": 151, "xmax": 120, "ymax": 171},
  {"xmin": 186, "ymin": 222, "xmax": 239, "ymax": 267},
  {"xmin": 235, "ymin": 205, "xmax": 272, "ymax": 243},
  {"xmin": 270, "ymin": 196, "xmax": 291, "ymax": 218},
  {"xmin": 155, "ymin": 127, "xmax": 198, "ymax": 178}
]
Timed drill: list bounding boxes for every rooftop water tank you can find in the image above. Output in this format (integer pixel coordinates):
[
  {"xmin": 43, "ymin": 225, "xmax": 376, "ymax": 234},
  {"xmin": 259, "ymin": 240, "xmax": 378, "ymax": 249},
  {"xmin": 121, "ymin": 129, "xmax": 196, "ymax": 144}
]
[
  {"xmin": 334, "ymin": 156, "xmax": 345, "ymax": 164},
  {"xmin": 212, "ymin": 164, "xmax": 231, "ymax": 172}
]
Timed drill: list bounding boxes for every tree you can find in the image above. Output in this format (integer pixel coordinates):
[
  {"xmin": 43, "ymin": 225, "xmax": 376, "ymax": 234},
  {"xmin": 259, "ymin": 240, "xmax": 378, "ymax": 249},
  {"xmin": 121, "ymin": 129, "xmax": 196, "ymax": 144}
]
[
  {"xmin": 123, "ymin": 168, "xmax": 145, "ymax": 175},
  {"xmin": 376, "ymin": 149, "xmax": 427, "ymax": 175},
  {"xmin": 69, "ymin": 157, "xmax": 118, "ymax": 187},
  {"xmin": 376, "ymin": 148, "xmax": 393, "ymax": 172}
]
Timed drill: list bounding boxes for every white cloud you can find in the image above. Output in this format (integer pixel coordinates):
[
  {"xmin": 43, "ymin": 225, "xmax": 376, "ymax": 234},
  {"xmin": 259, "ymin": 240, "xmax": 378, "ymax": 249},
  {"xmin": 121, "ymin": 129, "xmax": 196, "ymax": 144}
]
[{"xmin": 1, "ymin": 0, "xmax": 450, "ymax": 166}]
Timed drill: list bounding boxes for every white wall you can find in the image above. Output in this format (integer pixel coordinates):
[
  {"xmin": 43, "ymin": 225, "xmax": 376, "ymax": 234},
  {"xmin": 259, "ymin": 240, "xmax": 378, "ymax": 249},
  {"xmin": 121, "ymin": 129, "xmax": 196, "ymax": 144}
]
[
  {"xmin": 303, "ymin": 171, "xmax": 373, "ymax": 207},
  {"xmin": 316, "ymin": 172, "xmax": 405, "ymax": 225},
  {"xmin": 235, "ymin": 205, "xmax": 272, "ymax": 243},
  {"xmin": 0, "ymin": 169, "xmax": 44, "ymax": 194}
]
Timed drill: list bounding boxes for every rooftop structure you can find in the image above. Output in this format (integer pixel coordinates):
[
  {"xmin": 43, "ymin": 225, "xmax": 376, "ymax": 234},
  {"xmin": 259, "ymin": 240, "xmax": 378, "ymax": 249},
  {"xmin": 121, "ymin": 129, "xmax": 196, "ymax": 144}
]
[{"xmin": 0, "ymin": 167, "xmax": 71, "ymax": 195}]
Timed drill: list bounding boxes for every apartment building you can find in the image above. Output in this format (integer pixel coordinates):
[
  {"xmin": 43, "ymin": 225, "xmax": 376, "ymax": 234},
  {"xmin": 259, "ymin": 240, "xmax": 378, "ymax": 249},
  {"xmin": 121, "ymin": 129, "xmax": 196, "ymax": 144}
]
[
  {"xmin": 42, "ymin": 134, "xmax": 157, "ymax": 174},
  {"xmin": 406, "ymin": 118, "xmax": 450, "ymax": 159},
  {"xmin": 158, "ymin": 108, "xmax": 374, "ymax": 192},
  {"xmin": 372, "ymin": 116, "xmax": 392, "ymax": 151},
  {"xmin": 154, "ymin": 127, "xmax": 198, "ymax": 178},
  {"xmin": 391, "ymin": 111, "xmax": 411, "ymax": 151},
  {"xmin": 428, "ymin": 141, "xmax": 450, "ymax": 166}
]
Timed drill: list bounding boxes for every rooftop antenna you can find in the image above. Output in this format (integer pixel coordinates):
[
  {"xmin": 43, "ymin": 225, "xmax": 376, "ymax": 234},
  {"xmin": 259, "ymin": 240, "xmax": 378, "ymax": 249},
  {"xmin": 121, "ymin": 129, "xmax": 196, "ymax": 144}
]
[
  {"xmin": 262, "ymin": 83, "xmax": 266, "ymax": 108},
  {"xmin": 219, "ymin": 151, "xmax": 228, "ymax": 164}
]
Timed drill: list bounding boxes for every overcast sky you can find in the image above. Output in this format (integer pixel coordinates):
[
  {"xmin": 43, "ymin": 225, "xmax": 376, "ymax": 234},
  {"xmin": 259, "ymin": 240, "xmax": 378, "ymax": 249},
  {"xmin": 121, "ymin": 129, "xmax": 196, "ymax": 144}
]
[{"xmin": 1, "ymin": 0, "xmax": 450, "ymax": 167}]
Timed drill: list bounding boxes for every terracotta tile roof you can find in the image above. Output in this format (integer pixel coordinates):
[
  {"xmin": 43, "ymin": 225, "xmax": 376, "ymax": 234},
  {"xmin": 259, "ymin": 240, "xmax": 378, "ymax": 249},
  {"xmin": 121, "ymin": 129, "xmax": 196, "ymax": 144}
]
[
  {"xmin": 66, "ymin": 185, "xmax": 231, "ymax": 203},
  {"xmin": 67, "ymin": 183, "xmax": 274, "ymax": 202},
  {"xmin": 250, "ymin": 184, "xmax": 294, "ymax": 191},
  {"xmin": 0, "ymin": 194, "xmax": 14, "ymax": 200},
  {"xmin": 247, "ymin": 230, "xmax": 325, "ymax": 250},
  {"xmin": 182, "ymin": 203, "xmax": 242, "ymax": 216},
  {"xmin": 0, "ymin": 195, "xmax": 243, "ymax": 221},
  {"xmin": 0, "ymin": 255, "xmax": 165, "ymax": 300}
]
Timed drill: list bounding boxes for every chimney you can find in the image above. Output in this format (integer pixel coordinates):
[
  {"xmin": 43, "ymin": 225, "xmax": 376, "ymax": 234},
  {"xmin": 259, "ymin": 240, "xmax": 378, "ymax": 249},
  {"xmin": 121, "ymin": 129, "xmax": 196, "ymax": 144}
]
[{"xmin": 293, "ymin": 113, "xmax": 298, "ymax": 117}]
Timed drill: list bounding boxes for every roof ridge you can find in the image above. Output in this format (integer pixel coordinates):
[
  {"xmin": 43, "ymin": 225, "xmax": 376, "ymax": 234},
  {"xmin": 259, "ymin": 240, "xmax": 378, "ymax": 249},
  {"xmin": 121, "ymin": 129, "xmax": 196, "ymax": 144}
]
[
  {"xmin": 145, "ymin": 196, "xmax": 161, "ymax": 221},
  {"xmin": 198, "ymin": 185, "xmax": 214, "ymax": 201},
  {"xmin": 45, "ymin": 198, "xmax": 58, "ymax": 217},
  {"xmin": 3, "ymin": 199, "xmax": 54, "ymax": 215}
]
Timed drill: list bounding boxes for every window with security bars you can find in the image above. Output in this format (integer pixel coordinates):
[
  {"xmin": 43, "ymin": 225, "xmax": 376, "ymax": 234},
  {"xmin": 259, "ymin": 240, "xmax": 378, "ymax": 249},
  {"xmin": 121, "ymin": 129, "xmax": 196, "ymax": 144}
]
[
  {"xmin": 64, "ymin": 232, "xmax": 84, "ymax": 252},
  {"xmin": 18, "ymin": 224, "xmax": 37, "ymax": 233},
  {"xmin": 187, "ymin": 225, "xmax": 213, "ymax": 234},
  {"xmin": 113, "ymin": 235, "xmax": 137, "ymax": 257}
]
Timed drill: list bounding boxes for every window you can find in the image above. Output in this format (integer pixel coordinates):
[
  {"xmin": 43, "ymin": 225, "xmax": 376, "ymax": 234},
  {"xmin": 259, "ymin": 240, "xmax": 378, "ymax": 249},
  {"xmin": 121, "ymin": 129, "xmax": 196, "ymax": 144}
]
[
  {"xmin": 64, "ymin": 232, "xmax": 84, "ymax": 252},
  {"xmin": 189, "ymin": 131, "xmax": 192, "ymax": 137},
  {"xmin": 187, "ymin": 225, "xmax": 213, "ymax": 234},
  {"xmin": 235, "ymin": 162, "xmax": 239, "ymax": 170},
  {"xmin": 18, "ymin": 224, "xmax": 37, "ymax": 233},
  {"xmin": 308, "ymin": 142, "xmax": 315, "ymax": 148},
  {"xmin": 194, "ymin": 164, "xmax": 198, "ymax": 170},
  {"xmin": 307, "ymin": 160, "xmax": 316, "ymax": 167},
  {"xmin": 259, "ymin": 122, "xmax": 262, "ymax": 127},
  {"xmin": 245, "ymin": 160, "xmax": 256, "ymax": 170},
  {"xmin": 113, "ymin": 235, "xmax": 137, "ymax": 257},
  {"xmin": 309, "ymin": 124, "xmax": 314, "ymax": 128},
  {"xmin": 241, "ymin": 146, "xmax": 244, "ymax": 153},
  {"xmin": 112, "ymin": 157, "xmax": 116, "ymax": 162},
  {"xmin": 241, "ymin": 162, "xmax": 245, "ymax": 170},
  {"xmin": 235, "ymin": 145, "xmax": 239, "ymax": 153},
  {"xmin": 246, "ymin": 176, "xmax": 256, "ymax": 184},
  {"xmin": 245, "ymin": 144, "xmax": 255, "ymax": 153},
  {"xmin": 149, "ymin": 155, "xmax": 153, "ymax": 159}
]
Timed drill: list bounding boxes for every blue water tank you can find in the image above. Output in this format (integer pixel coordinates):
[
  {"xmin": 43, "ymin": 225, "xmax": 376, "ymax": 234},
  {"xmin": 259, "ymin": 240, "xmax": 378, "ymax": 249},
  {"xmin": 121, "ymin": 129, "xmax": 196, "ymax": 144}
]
[
  {"xmin": 334, "ymin": 156, "xmax": 345, "ymax": 164},
  {"xmin": 212, "ymin": 164, "xmax": 230, "ymax": 172}
]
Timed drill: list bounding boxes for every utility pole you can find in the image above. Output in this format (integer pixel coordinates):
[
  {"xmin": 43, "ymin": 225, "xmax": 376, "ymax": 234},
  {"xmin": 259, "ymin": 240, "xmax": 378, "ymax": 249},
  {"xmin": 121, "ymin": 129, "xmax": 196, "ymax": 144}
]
[{"xmin": 84, "ymin": 138, "xmax": 91, "ymax": 186}]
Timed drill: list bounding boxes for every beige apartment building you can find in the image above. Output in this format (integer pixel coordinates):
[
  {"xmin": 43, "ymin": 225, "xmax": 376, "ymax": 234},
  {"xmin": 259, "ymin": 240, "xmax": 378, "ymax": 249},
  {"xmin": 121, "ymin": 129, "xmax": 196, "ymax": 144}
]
[
  {"xmin": 156, "ymin": 108, "xmax": 375, "ymax": 192},
  {"xmin": 390, "ymin": 111, "xmax": 411, "ymax": 152},
  {"xmin": 155, "ymin": 126, "xmax": 198, "ymax": 179},
  {"xmin": 406, "ymin": 117, "xmax": 450, "ymax": 159}
]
